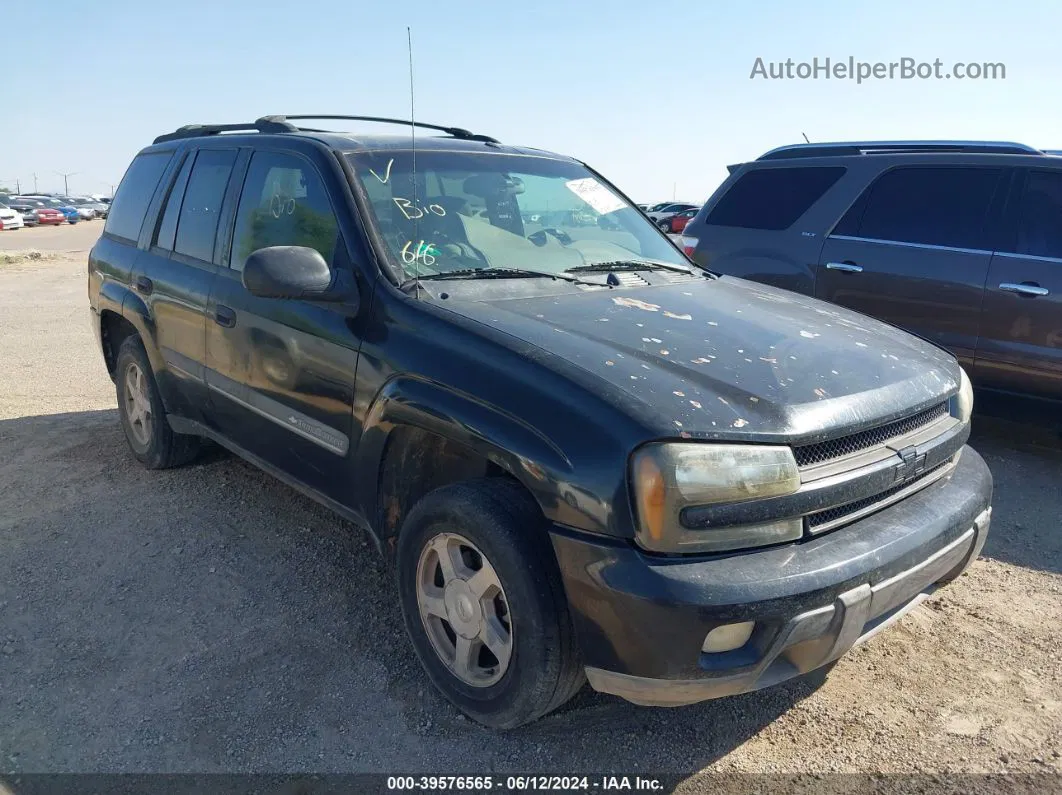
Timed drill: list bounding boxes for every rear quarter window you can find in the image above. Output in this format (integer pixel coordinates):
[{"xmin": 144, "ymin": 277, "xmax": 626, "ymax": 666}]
[
  {"xmin": 104, "ymin": 152, "xmax": 173, "ymax": 242},
  {"xmin": 705, "ymin": 166, "xmax": 846, "ymax": 231}
]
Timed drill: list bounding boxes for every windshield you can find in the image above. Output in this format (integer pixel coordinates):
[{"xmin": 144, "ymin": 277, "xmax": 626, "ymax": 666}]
[{"xmin": 346, "ymin": 150, "xmax": 693, "ymax": 281}]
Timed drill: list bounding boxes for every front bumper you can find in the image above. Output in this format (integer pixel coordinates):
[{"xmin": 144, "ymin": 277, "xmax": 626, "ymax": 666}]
[{"xmin": 551, "ymin": 445, "xmax": 992, "ymax": 707}]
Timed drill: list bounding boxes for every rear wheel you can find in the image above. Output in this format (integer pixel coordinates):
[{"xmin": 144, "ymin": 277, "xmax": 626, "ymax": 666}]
[
  {"xmin": 115, "ymin": 336, "xmax": 201, "ymax": 469},
  {"xmin": 397, "ymin": 479, "xmax": 584, "ymax": 728}
]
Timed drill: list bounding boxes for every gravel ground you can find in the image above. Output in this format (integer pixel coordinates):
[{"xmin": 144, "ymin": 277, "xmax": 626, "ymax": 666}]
[{"xmin": 0, "ymin": 232, "xmax": 1060, "ymax": 790}]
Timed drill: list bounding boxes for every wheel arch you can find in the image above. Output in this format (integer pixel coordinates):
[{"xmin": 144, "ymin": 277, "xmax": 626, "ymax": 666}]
[
  {"xmin": 97, "ymin": 281, "xmax": 177, "ymax": 411},
  {"xmin": 355, "ymin": 376, "xmax": 575, "ymax": 558}
]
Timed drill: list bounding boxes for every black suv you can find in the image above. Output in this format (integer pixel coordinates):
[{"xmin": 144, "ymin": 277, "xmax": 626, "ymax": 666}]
[
  {"xmin": 89, "ymin": 117, "xmax": 992, "ymax": 728},
  {"xmin": 681, "ymin": 140, "xmax": 1062, "ymax": 404}
]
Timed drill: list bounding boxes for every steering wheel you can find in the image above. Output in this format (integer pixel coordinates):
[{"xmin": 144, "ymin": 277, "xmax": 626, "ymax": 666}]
[{"xmin": 528, "ymin": 228, "xmax": 573, "ymax": 247}]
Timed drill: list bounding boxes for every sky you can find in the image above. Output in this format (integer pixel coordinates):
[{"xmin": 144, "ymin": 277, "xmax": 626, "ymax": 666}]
[{"xmin": 4, "ymin": 0, "xmax": 1062, "ymax": 202}]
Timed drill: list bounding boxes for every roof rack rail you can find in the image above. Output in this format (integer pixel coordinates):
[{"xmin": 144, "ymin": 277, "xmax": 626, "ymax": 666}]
[
  {"xmin": 152, "ymin": 114, "xmax": 498, "ymax": 145},
  {"xmin": 153, "ymin": 116, "xmax": 298, "ymax": 144},
  {"xmin": 757, "ymin": 140, "xmax": 1043, "ymax": 160},
  {"xmin": 279, "ymin": 115, "xmax": 499, "ymax": 143}
]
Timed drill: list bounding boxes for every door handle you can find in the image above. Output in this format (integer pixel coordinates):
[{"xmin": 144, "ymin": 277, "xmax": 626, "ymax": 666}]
[
  {"xmin": 825, "ymin": 262, "xmax": 863, "ymax": 273},
  {"xmin": 214, "ymin": 305, "xmax": 237, "ymax": 328},
  {"xmin": 999, "ymin": 282, "xmax": 1049, "ymax": 297},
  {"xmin": 134, "ymin": 275, "xmax": 153, "ymax": 294}
]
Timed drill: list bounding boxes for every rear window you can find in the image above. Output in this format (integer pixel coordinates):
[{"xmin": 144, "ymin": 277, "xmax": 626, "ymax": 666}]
[
  {"xmin": 705, "ymin": 166, "xmax": 845, "ymax": 230},
  {"xmin": 105, "ymin": 152, "xmax": 172, "ymax": 242}
]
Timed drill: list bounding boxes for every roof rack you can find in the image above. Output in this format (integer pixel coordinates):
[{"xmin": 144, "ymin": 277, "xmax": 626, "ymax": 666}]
[
  {"xmin": 280, "ymin": 115, "xmax": 499, "ymax": 143},
  {"xmin": 153, "ymin": 117, "xmax": 298, "ymax": 144},
  {"xmin": 757, "ymin": 140, "xmax": 1044, "ymax": 161},
  {"xmin": 153, "ymin": 114, "xmax": 498, "ymax": 145}
]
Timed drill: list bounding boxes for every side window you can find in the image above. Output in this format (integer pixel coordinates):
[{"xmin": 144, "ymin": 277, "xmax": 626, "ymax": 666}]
[
  {"xmin": 229, "ymin": 151, "xmax": 340, "ymax": 272},
  {"xmin": 153, "ymin": 154, "xmax": 193, "ymax": 251},
  {"xmin": 705, "ymin": 166, "xmax": 846, "ymax": 231},
  {"xmin": 1014, "ymin": 170, "xmax": 1062, "ymax": 259},
  {"xmin": 855, "ymin": 166, "xmax": 1001, "ymax": 250},
  {"xmin": 174, "ymin": 149, "xmax": 237, "ymax": 263},
  {"xmin": 104, "ymin": 152, "xmax": 172, "ymax": 242}
]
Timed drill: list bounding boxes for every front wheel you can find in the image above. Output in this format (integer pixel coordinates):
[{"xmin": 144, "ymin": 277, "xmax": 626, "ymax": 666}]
[{"xmin": 397, "ymin": 479, "xmax": 584, "ymax": 728}]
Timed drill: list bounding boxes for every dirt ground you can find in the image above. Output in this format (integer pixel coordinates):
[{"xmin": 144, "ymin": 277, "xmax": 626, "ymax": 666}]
[{"xmin": 0, "ymin": 227, "xmax": 1060, "ymax": 790}]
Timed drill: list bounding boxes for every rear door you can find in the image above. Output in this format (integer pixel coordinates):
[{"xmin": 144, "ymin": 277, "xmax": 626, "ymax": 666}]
[
  {"xmin": 132, "ymin": 147, "xmax": 238, "ymax": 419},
  {"xmin": 975, "ymin": 168, "xmax": 1062, "ymax": 398},
  {"xmin": 815, "ymin": 165, "xmax": 1007, "ymax": 367},
  {"xmin": 204, "ymin": 145, "xmax": 361, "ymax": 502}
]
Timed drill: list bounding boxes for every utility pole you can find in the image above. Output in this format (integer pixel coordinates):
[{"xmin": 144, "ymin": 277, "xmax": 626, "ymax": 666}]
[
  {"xmin": 56, "ymin": 171, "xmax": 79, "ymax": 196},
  {"xmin": 32, "ymin": 173, "xmax": 38, "ymax": 193}
]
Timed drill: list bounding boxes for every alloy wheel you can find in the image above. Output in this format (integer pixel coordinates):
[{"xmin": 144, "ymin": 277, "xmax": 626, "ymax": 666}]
[{"xmin": 415, "ymin": 532, "xmax": 514, "ymax": 687}]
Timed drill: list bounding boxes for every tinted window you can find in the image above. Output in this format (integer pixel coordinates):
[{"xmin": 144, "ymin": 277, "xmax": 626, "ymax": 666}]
[
  {"xmin": 174, "ymin": 149, "xmax": 236, "ymax": 262},
  {"xmin": 154, "ymin": 155, "xmax": 193, "ymax": 251},
  {"xmin": 706, "ymin": 166, "xmax": 845, "ymax": 230},
  {"xmin": 1014, "ymin": 170, "xmax": 1062, "ymax": 259},
  {"xmin": 105, "ymin": 152, "xmax": 172, "ymax": 242},
  {"xmin": 229, "ymin": 151, "xmax": 340, "ymax": 272},
  {"xmin": 855, "ymin": 166, "xmax": 1001, "ymax": 249}
]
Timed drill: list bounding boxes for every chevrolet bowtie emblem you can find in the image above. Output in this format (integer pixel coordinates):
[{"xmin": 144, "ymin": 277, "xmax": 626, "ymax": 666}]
[{"xmin": 894, "ymin": 446, "xmax": 927, "ymax": 484}]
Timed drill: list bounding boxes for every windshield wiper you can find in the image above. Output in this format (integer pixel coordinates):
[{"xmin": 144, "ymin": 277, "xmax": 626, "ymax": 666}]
[
  {"xmin": 402, "ymin": 267, "xmax": 598, "ymax": 289},
  {"xmin": 565, "ymin": 259, "xmax": 703, "ymax": 276}
]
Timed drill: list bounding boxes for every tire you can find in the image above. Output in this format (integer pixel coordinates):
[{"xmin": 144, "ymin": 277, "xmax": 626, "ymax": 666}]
[
  {"xmin": 115, "ymin": 335, "xmax": 201, "ymax": 469},
  {"xmin": 396, "ymin": 478, "xmax": 584, "ymax": 728}
]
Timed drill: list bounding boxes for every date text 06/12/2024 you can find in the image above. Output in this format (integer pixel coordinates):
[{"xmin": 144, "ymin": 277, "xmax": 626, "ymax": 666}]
[{"xmin": 386, "ymin": 775, "xmax": 665, "ymax": 791}]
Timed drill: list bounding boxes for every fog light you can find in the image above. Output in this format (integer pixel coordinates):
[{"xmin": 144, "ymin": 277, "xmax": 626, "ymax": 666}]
[{"xmin": 702, "ymin": 621, "xmax": 755, "ymax": 653}]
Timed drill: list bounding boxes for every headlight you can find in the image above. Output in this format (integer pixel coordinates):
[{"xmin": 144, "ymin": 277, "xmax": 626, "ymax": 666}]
[
  {"xmin": 954, "ymin": 367, "xmax": 973, "ymax": 424},
  {"xmin": 631, "ymin": 443, "xmax": 802, "ymax": 554}
]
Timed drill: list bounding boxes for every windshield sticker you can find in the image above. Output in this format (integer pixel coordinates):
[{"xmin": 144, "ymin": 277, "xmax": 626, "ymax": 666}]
[{"xmin": 566, "ymin": 178, "xmax": 625, "ymax": 215}]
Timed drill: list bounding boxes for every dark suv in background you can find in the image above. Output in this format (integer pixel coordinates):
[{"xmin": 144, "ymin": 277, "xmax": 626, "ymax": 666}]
[
  {"xmin": 89, "ymin": 119, "xmax": 991, "ymax": 728},
  {"xmin": 681, "ymin": 141, "xmax": 1062, "ymax": 404}
]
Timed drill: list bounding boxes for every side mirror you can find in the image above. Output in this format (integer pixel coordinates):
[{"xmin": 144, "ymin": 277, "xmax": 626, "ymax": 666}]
[{"xmin": 243, "ymin": 246, "xmax": 355, "ymax": 305}]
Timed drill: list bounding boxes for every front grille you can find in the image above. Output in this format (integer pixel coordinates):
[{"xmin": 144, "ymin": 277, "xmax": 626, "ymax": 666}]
[
  {"xmin": 806, "ymin": 460, "xmax": 951, "ymax": 531},
  {"xmin": 793, "ymin": 401, "xmax": 949, "ymax": 468}
]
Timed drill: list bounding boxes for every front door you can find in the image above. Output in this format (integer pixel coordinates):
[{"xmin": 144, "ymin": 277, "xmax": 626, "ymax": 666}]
[
  {"xmin": 816, "ymin": 165, "xmax": 1007, "ymax": 367},
  {"xmin": 975, "ymin": 168, "xmax": 1062, "ymax": 398},
  {"xmin": 204, "ymin": 148, "xmax": 361, "ymax": 502}
]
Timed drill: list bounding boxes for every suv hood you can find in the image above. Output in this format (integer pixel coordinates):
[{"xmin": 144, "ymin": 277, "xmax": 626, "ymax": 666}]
[{"xmin": 443, "ymin": 276, "xmax": 960, "ymax": 443}]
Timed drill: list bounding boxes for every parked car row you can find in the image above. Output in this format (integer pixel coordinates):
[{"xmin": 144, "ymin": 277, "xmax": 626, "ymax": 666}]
[
  {"xmin": 637, "ymin": 201, "xmax": 703, "ymax": 234},
  {"xmin": 0, "ymin": 194, "xmax": 109, "ymax": 230}
]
